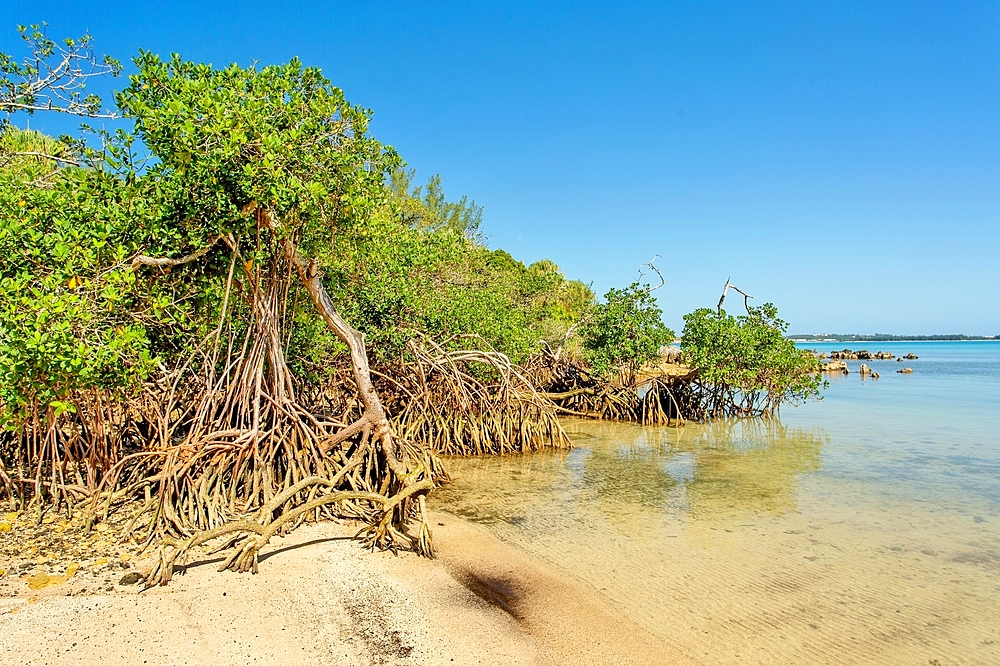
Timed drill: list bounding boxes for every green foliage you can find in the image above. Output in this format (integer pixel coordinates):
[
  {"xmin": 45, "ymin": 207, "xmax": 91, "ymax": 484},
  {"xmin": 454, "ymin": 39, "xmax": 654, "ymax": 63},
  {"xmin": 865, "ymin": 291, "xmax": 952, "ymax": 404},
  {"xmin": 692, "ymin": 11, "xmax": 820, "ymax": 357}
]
[
  {"xmin": 0, "ymin": 127, "xmax": 81, "ymax": 179},
  {"xmin": 325, "ymin": 206, "xmax": 593, "ymax": 366},
  {"xmin": 1, "ymin": 29, "xmax": 819, "ymax": 443},
  {"xmin": 0, "ymin": 40, "xmax": 597, "ymax": 433},
  {"xmin": 117, "ymin": 52, "xmax": 398, "ymax": 247},
  {"xmin": 111, "ymin": 52, "xmax": 406, "ymax": 386},
  {"xmin": 579, "ymin": 283, "xmax": 674, "ymax": 383},
  {"xmin": 681, "ymin": 304, "xmax": 822, "ymax": 416},
  {"xmin": 389, "ymin": 168, "xmax": 483, "ymax": 239},
  {"xmin": 0, "ymin": 131, "xmax": 154, "ymax": 421}
]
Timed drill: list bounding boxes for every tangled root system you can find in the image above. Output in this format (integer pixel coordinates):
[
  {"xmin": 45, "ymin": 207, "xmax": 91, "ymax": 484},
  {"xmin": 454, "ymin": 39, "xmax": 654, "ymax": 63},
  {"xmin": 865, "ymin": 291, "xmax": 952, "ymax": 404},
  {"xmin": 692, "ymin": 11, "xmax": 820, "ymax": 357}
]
[
  {"xmin": 524, "ymin": 347, "xmax": 696, "ymax": 426},
  {"xmin": 382, "ymin": 336, "xmax": 571, "ymax": 456}
]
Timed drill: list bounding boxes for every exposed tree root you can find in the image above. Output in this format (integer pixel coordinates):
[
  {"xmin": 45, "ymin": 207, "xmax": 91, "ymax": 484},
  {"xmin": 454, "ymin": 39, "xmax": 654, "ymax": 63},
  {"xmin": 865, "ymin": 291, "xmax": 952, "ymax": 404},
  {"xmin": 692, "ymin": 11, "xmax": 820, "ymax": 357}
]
[
  {"xmin": 2, "ymin": 216, "xmax": 440, "ymax": 583},
  {"xmin": 383, "ymin": 335, "xmax": 571, "ymax": 455},
  {"xmin": 147, "ymin": 477, "xmax": 434, "ymax": 585},
  {"xmin": 524, "ymin": 346, "xmax": 696, "ymax": 425}
]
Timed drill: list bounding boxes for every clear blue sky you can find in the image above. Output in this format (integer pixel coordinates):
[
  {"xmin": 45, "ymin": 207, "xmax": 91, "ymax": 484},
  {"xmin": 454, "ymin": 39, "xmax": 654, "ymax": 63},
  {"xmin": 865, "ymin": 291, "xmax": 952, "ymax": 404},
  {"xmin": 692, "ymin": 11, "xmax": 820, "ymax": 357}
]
[{"xmin": 3, "ymin": 1, "xmax": 998, "ymax": 334}]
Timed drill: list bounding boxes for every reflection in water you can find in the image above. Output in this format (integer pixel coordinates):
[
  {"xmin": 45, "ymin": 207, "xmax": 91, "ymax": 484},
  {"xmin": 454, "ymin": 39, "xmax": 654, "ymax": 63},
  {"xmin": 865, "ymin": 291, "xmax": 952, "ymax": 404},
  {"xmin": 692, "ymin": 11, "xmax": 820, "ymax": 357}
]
[
  {"xmin": 432, "ymin": 446, "xmax": 572, "ymax": 526},
  {"xmin": 675, "ymin": 419, "xmax": 825, "ymax": 521},
  {"xmin": 437, "ymin": 418, "xmax": 826, "ymax": 533}
]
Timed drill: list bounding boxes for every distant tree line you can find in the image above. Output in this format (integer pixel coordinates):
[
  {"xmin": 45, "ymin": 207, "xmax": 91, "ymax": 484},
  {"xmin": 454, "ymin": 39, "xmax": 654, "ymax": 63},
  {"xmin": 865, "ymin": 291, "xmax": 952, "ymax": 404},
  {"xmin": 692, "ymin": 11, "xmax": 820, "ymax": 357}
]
[{"xmin": 787, "ymin": 334, "xmax": 998, "ymax": 342}]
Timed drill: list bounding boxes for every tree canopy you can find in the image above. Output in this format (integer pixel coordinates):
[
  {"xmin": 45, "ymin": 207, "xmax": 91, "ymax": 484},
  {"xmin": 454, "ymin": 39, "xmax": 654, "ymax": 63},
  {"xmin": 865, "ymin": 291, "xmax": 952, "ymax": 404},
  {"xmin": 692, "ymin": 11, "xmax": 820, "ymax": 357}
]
[
  {"xmin": 681, "ymin": 304, "xmax": 823, "ymax": 417},
  {"xmin": 579, "ymin": 282, "xmax": 675, "ymax": 384}
]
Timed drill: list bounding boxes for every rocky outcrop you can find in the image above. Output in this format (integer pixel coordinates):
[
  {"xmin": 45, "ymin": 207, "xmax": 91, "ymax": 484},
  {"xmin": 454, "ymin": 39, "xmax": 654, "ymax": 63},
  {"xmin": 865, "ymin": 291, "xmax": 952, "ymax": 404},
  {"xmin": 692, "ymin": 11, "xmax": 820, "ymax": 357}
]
[
  {"xmin": 830, "ymin": 349, "xmax": 918, "ymax": 361},
  {"xmin": 859, "ymin": 364, "xmax": 880, "ymax": 379},
  {"xmin": 830, "ymin": 349, "xmax": 875, "ymax": 360},
  {"xmin": 821, "ymin": 360, "xmax": 848, "ymax": 373},
  {"xmin": 898, "ymin": 367, "xmax": 914, "ymax": 373},
  {"xmin": 904, "ymin": 353, "xmax": 919, "ymax": 360}
]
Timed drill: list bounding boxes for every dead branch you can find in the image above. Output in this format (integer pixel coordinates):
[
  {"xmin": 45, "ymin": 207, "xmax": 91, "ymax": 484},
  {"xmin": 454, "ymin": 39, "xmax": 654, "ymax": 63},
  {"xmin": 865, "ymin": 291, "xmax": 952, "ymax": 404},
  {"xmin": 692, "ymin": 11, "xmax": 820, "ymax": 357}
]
[
  {"xmin": 717, "ymin": 277, "xmax": 754, "ymax": 314},
  {"xmin": 1, "ymin": 27, "xmax": 121, "ymax": 119},
  {"xmin": 1, "ymin": 150, "xmax": 82, "ymax": 167},
  {"xmin": 643, "ymin": 254, "xmax": 665, "ymax": 292}
]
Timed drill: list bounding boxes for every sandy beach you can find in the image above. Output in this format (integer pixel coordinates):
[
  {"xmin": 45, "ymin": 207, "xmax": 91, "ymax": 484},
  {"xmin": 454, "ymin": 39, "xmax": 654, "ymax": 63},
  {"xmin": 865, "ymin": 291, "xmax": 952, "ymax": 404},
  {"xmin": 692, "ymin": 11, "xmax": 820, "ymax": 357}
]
[{"xmin": 0, "ymin": 512, "xmax": 694, "ymax": 666}]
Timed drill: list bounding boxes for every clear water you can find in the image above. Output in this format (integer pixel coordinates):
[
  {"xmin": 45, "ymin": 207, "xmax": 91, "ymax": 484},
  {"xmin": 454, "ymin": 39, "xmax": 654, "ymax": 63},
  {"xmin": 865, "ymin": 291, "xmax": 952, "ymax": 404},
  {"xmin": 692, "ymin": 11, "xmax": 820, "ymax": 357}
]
[{"xmin": 430, "ymin": 341, "xmax": 1000, "ymax": 665}]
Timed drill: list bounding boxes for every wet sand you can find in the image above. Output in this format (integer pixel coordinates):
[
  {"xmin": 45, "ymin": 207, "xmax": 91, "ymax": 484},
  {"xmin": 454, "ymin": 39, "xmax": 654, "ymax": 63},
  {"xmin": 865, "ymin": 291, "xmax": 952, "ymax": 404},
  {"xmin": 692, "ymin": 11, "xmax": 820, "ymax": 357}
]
[{"xmin": 0, "ymin": 516, "xmax": 692, "ymax": 666}]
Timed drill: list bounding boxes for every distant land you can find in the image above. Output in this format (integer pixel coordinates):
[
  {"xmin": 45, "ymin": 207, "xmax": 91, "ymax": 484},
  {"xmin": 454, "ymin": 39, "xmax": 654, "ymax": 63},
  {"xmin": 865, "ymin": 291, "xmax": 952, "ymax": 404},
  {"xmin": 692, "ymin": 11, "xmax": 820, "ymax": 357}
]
[{"xmin": 787, "ymin": 334, "xmax": 1000, "ymax": 342}]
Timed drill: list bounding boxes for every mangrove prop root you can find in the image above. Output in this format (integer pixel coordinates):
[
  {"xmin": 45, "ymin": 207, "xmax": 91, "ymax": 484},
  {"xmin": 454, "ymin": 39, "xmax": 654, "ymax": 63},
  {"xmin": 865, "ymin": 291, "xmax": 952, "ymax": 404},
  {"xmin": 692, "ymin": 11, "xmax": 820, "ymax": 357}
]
[
  {"xmin": 524, "ymin": 347, "xmax": 695, "ymax": 425},
  {"xmin": 147, "ymin": 479, "xmax": 433, "ymax": 586},
  {"xmin": 379, "ymin": 334, "xmax": 572, "ymax": 456}
]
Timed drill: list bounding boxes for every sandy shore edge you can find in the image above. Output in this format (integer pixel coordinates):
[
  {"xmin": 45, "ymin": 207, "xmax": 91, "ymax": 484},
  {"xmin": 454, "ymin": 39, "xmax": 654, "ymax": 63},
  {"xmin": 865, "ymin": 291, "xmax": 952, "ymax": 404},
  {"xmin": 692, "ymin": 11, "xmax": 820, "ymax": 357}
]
[{"xmin": 0, "ymin": 513, "xmax": 695, "ymax": 665}]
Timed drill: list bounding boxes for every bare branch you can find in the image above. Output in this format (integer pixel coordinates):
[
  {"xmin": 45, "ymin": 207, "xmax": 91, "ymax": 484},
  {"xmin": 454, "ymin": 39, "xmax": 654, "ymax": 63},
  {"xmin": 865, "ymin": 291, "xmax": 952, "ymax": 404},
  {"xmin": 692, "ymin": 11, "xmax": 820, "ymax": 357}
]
[
  {"xmin": 130, "ymin": 237, "xmax": 223, "ymax": 271},
  {"xmin": 555, "ymin": 314, "xmax": 590, "ymax": 360},
  {"xmin": 717, "ymin": 278, "xmax": 754, "ymax": 314},
  {"xmin": 3, "ymin": 150, "xmax": 81, "ymax": 167},
  {"xmin": 1, "ymin": 26, "xmax": 121, "ymax": 119},
  {"xmin": 642, "ymin": 254, "xmax": 665, "ymax": 292}
]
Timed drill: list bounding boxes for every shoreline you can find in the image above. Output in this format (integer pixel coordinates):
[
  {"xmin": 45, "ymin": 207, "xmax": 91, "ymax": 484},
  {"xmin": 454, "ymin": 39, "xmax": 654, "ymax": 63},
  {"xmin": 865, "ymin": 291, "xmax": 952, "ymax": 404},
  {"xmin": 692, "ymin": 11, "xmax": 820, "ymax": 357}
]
[{"xmin": 1, "ymin": 513, "xmax": 694, "ymax": 666}]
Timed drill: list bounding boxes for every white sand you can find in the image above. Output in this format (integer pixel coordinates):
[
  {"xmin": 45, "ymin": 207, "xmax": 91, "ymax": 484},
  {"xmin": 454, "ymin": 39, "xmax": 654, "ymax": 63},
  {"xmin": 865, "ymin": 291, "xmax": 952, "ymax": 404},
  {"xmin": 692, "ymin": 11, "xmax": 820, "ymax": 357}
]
[{"xmin": 0, "ymin": 514, "xmax": 694, "ymax": 665}]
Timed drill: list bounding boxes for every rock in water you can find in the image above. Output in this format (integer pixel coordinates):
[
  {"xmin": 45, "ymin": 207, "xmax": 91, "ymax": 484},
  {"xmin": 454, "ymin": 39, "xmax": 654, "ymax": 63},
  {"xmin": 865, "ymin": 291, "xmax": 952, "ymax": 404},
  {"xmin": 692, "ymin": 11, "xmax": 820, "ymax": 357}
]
[{"xmin": 821, "ymin": 360, "xmax": 848, "ymax": 373}]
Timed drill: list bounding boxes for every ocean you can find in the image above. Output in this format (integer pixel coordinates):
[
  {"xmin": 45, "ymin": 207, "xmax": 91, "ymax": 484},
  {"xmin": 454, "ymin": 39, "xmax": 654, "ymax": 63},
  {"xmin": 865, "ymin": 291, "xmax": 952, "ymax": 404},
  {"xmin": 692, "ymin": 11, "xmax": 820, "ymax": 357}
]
[{"xmin": 430, "ymin": 341, "xmax": 1000, "ymax": 665}]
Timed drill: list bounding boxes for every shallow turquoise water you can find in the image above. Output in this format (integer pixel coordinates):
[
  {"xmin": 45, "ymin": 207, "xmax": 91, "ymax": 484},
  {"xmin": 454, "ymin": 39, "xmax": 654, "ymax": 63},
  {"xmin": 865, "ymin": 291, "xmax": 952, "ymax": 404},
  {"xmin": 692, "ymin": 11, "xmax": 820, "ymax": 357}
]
[
  {"xmin": 431, "ymin": 341, "xmax": 1000, "ymax": 665},
  {"xmin": 791, "ymin": 341, "xmax": 1000, "ymax": 511}
]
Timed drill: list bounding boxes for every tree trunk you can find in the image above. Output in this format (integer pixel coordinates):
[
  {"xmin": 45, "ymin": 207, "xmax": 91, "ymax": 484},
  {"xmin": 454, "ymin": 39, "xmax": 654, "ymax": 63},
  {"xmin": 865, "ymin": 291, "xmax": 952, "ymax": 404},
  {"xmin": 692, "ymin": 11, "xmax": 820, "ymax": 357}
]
[{"xmin": 262, "ymin": 210, "xmax": 407, "ymax": 476}]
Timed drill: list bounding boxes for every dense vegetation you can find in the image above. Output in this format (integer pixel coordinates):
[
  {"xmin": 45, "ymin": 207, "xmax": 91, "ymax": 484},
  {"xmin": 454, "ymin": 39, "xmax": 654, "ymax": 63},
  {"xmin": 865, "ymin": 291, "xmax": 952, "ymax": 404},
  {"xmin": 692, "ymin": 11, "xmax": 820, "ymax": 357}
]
[
  {"xmin": 579, "ymin": 281, "xmax": 675, "ymax": 384},
  {"xmin": 681, "ymin": 305, "xmax": 822, "ymax": 418},
  {"xmin": 0, "ymin": 26, "xmax": 821, "ymax": 578}
]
